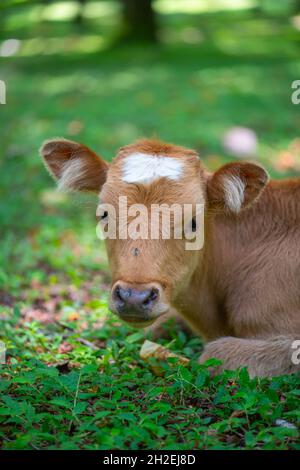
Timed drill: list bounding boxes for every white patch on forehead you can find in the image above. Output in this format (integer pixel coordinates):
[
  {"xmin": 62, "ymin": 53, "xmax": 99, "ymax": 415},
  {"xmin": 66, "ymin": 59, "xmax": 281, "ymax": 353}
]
[
  {"xmin": 122, "ymin": 153, "xmax": 183, "ymax": 184},
  {"xmin": 223, "ymin": 175, "xmax": 245, "ymax": 213}
]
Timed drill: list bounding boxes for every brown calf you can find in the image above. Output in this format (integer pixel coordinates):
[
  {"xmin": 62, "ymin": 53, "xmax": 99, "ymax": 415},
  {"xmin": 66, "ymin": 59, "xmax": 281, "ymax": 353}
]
[{"xmin": 40, "ymin": 138, "xmax": 300, "ymax": 377}]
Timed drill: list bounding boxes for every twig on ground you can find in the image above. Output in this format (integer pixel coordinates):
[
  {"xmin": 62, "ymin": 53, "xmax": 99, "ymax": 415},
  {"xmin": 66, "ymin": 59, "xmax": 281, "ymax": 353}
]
[{"xmin": 76, "ymin": 338, "xmax": 99, "ymax": 350}]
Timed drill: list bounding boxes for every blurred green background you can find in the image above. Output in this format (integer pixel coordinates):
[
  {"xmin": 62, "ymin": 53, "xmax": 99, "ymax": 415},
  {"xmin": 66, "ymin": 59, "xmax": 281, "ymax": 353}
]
[
  {"xmin": 1, "ymin": 0, "xmax": 300, "ymax": 297},
  {"xmin": 1, "ymin": 3, "xmax": 300, "ymax": 451}
]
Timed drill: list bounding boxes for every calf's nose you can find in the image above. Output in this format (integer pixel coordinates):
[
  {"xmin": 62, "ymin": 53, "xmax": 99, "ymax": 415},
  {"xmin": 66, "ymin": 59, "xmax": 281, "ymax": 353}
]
[{"xmin": 112, "ymin": 283, "xmax": 159, "ymax": 317}]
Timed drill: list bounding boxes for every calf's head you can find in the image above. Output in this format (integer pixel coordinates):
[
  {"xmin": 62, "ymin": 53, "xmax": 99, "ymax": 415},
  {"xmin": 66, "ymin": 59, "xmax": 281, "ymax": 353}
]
[{"xmin": 40, "ymin": 138, "xmax": 268, "ymax": 327}]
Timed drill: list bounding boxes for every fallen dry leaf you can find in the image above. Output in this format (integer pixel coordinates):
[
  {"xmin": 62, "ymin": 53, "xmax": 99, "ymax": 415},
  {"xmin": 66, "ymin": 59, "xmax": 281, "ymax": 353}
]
[
  {"xmin": 140, "ymin": 340, "xmax": 189, "ymax": 376},
  {"xmin": 140, "ymin": 340, "xmax": 189, "ymax": 364}
]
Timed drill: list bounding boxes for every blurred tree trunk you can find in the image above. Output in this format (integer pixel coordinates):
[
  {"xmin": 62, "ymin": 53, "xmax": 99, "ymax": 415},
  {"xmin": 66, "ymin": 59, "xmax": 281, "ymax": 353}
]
[
  {"xmin": 75, "ymin": 0, "xmax": 87, "ymax": 25},
  {"xmin": 120, "ymin": 0, "xmax": 157, "ymax": 42}
]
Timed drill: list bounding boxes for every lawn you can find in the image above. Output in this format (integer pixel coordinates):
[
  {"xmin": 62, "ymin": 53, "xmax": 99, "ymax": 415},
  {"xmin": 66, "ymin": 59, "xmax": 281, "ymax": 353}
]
[{"xmin": 0, "ymin": 2, "xmax": 299, "ymax": 450}]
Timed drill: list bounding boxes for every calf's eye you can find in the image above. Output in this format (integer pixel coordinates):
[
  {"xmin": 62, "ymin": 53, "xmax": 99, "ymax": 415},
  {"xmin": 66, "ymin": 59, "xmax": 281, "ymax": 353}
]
[
  {"xmin": 100, "ymin": 210, "xmax": 108, "ymax": 220},
  {"xmin": 97, "ymin": 210, "xmax": 108, "ymax": 223}
]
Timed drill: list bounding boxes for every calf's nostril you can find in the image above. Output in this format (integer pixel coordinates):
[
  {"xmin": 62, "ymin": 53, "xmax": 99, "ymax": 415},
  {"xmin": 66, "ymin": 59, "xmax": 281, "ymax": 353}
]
[
  {"xmin": 114, "ymin": 286, "xmax": 121, "ymax": 300},
  {"xmin": 114, "ymin": 285, "xmax": 131, "ymax": 305},
  {"xmin": 150, "ymin": 288, "xmax": 159, "ymax": 301},
  {"xmin": 143, "ymin": 288, "xmax": 159, "ymax": 306}
]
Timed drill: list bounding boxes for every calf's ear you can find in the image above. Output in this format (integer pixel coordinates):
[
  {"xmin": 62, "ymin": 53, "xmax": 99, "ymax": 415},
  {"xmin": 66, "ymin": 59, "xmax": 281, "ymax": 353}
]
[
  {"xmin": 206, "ymin": 162, "xmax": 269, "ymax": 213},
  {"xmin": 39, "ymin": 138, "xmax": 109, "ymax": 193}
]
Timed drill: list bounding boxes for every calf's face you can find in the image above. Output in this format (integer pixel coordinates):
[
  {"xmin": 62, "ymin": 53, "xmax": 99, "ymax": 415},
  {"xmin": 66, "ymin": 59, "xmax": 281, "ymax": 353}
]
[{"xmin": 40, "ymin": 138, "xmax": 268, "ymax": 327}]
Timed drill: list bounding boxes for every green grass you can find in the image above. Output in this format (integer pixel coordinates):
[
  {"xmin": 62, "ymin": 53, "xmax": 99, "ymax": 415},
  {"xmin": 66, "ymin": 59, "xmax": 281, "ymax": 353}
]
[
  {"xmin": 0, "ymin": 3, "xmax": 300, "ymax": 450},
  {"xmin": 1, "ymin": 312, "xmax": 299, "ymax": 450}
]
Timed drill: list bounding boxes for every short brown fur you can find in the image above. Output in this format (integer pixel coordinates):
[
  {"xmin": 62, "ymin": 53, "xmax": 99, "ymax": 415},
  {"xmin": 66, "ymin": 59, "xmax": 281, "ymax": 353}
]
[{"xmin": 40, "ymin": 138, "xmax": 300, "ymax": 377}]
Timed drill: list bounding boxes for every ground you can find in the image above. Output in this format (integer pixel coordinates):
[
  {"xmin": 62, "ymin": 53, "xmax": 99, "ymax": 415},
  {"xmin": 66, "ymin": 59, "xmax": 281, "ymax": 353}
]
[{"xmin": 0, "ymin": 3, "xmax": 299, "ymax": 449}]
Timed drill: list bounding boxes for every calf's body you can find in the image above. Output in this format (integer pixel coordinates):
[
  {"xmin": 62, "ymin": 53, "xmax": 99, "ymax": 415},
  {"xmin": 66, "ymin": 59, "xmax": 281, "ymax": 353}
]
[
  {"xmin": 40, "ymin": 138, "xmax": 300, "ymax": 377},
  {"xmin": 175, "ymin": 181, "xmax": 300, "ymax": 376},
  {"xmin": 178, "ymin": 180, "xmax": 300, "ymax": 340}
]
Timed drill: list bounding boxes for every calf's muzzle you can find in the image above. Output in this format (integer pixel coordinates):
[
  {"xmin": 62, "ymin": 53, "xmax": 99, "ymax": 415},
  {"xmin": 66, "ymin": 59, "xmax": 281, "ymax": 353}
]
[{"xmin": 110, "ymin": 281, "xmax": 163, "ymax": 325}]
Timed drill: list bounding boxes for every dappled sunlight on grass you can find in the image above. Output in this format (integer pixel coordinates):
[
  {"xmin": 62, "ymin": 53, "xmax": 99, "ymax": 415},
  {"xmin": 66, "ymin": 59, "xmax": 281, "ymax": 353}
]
[
  {"xmin": 41, "ymin": 1, "xmax": 80, "ymax": 22},
  {"xmin": 41, "ymin": 0, "xmax": 121, "ymax": 22},
  {"xmin": 3, "ymin": 1, "xmax": 120, "ymax": 32},
  {"xmin": 17, "ymin": 35, "xmax": 106, "ymax": 57},
  {"xmin": 155, "ymin": 0, "xmax": 256, "ymax": 15}
]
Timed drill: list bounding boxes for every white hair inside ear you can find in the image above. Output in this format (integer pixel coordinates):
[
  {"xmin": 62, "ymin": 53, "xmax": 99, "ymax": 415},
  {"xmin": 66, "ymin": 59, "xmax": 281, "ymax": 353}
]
[
  {"xmin": 223, "ymin": 175, "xmax": 245, "ymax": 213},
  {"xmin": 58, "ymin": 158, "xmax": 87, "ymax": 191}
]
